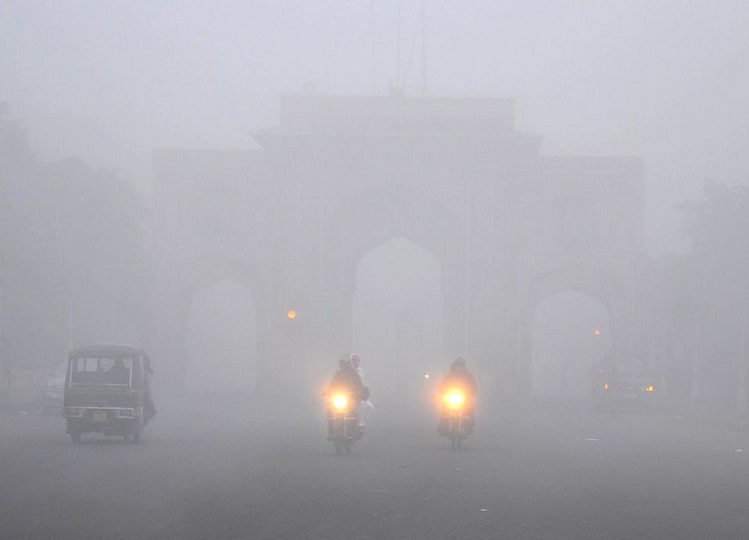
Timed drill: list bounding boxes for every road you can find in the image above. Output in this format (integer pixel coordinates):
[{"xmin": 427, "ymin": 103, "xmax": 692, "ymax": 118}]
[{"xmin": 1, "ymin": 392, "xmax": 748, "ymax": 540}]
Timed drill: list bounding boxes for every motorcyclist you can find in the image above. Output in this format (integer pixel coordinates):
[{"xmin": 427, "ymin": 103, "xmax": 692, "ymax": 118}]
[
  {"xmin": 329, "ymin": 356, "xmax": 366, "ymax": 396},
  {"xmin": 350, "ymin": 353, "xmax": 373, "ymax": 431},
  {"xmin": 326, "ymin": 356, "xmax": 368, "ymax": 437},
  {"xmin": 438, "ymin": 357, "xmax": 477, "ymax": 433},
  {"xmin": 350, "ymin": 353, "xmax": 364, "ymax": 380}
]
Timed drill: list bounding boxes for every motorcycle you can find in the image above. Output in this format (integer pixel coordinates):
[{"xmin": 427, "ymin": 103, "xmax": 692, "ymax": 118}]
[
  {"xmin": 325, "ymin": 391, "xmax": 362, "ymax": 456},
  {"xmin": 438, "ymin": 387, "xmax": 474, "ymax": 449}
]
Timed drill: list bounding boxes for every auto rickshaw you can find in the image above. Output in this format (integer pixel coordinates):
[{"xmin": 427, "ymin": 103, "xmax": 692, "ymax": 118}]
[{"xmin": 63, "ymin": 344, "xmax": 156, "ymax": 443}]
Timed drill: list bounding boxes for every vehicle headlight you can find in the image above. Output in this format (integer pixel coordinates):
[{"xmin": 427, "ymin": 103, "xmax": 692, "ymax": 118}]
[
  {"xmin": 645, "ymin": 384, "xmax": 655, "ymax": 393},
  {"xmin": 332, "ymin": 394, "xmax": 348, "ymax": 410},
  {"xmin": 445, "ymin": 390, "xmax": 466, "ymax": 409}
]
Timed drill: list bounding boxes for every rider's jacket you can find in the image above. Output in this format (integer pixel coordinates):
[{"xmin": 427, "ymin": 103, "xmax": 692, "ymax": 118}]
[
  {"xmin": 438, "ymin": 366, "xmax": 478, "ymax": 396},
  {"xmin": 328, "ymin": 365, "xmax": 367, "ymax": 402}
]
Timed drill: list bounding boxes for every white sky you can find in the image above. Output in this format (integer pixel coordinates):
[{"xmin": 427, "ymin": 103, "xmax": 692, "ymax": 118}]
[{"xmin": 2, "ymin": 0, "xmax": 748, "ymax": 253}]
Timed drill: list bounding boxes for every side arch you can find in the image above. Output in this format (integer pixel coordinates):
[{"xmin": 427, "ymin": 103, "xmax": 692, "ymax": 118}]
[
  {"xmin": 156, "ymin": 252, "xmax": 270, "ymax": 391},
  {"xmin": 517, "ymin": 264, "xmax": 631, "ymax": 394}
]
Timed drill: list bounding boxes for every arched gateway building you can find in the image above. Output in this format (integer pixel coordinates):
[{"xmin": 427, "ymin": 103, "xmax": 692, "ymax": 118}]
[{"xmin": 153, "ymin": 94, "xmax": 645, "ymax": 398}]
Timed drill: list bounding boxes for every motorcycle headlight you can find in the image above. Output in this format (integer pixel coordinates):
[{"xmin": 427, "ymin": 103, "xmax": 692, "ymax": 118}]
[
  {"xmin": 332, "ymin": 394, "xmax": 348, "ymax": 410},
  {"xmin": 645, "ymin": 384, "xmax": 655, "ymax": 393},
  {"xmin": 444, "ymin": 390, "xmax": 466, "ymax": 409}
]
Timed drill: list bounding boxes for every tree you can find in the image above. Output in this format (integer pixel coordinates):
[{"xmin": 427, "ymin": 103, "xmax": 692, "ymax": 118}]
[
  {"xmin": 0, "ymin": 109, "xmax": 151, "ymax": 376},
  {"xmin": 0, "ymin": 109, "xmax": 37, "ymax": 385}
]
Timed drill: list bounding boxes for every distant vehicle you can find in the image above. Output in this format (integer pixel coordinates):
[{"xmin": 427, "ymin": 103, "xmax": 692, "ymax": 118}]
[
  {"xmin": 63, "ymin": 344, "xmax": 156, "ymax": 443},
  {"xmin": 591, "ymin": 356, "xmax": 658, "ymax": 413},
  {"xmin": 42, "ymin": 361, "xmax": 68, "ymax": 415}
]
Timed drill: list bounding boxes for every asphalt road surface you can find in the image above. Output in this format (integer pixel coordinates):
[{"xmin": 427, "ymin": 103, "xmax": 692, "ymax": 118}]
[{"xmin": 2, "ymin": 392, "xmax": 748, "ymax": 540}]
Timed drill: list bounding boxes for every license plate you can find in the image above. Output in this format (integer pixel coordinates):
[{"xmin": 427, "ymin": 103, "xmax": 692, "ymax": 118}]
[{"xmin": 92, "ymin": 410, "xmax": 108, "ymax": 422}]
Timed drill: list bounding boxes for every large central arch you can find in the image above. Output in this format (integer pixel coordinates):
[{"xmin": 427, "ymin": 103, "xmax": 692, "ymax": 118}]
[{"xmin": 322, "ymin": 184, "xmax": 466, "ymax": 358}]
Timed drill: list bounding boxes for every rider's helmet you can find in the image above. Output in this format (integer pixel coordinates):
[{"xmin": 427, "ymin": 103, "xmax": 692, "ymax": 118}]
[
  {"xmin": 350, "ymin": 353, "xmax": 361, "ymax": 369},
  {"xmin": 338, "ymin": 356, "xmax": 351, "ymax": 369}
]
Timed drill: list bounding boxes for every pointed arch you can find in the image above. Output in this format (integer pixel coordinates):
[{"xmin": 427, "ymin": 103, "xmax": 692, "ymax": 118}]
[
  {"xmin": 162, "ymin": 252, "xmax": 270, "ymax": 391},
  {"xmin": 320, "ymin": 184, "xmax": 466, "ymax": 356}
]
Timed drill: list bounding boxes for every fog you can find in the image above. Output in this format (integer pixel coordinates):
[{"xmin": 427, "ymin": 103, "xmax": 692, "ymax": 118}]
[
  {"xmin": 2, "ymin": 2, "xmax": 749, "ymax": 539},
  {"xmin": 185, "ymin": 280, "xmax": 258, "ymax": 394},
  {"xmin": 353, "ymin": 238, "xmax": 442, "ymax": 395},
  {"xmin": 3, "ymin": 2, "xmax": 749, "ymax": 251}
]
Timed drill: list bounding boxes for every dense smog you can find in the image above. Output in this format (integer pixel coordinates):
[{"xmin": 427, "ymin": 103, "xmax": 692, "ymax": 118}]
[{"xmin": 1, "ymin": 2, "xmax": 748, "ymax": 539}]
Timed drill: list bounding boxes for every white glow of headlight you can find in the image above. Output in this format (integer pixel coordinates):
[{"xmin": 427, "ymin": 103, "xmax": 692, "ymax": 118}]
[
  {"xmin": 446, "ymin": 391, "xmax": 465, "ymax": 408},
  {"xmin": 332, "ymin": 395, "xmax": 348, "ymax": 410}
]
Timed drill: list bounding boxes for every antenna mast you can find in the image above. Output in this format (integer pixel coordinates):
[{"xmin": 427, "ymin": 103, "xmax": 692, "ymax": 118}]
[
  {"xmin": 396, "ymin": 0, "xmax": 402, "ymax": 90},
  {"xmin": 371, "ymin": 0, "xmax": 376, "ymax": 95},
  {"xmin": 421, "ymin": 0, "xmax": 426, "ymax": 96}
]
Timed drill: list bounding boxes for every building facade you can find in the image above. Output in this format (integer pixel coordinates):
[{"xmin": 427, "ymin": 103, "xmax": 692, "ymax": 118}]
[{"xmin": 153, "ymin": 95, "xmax": 646, "ymax": 396}]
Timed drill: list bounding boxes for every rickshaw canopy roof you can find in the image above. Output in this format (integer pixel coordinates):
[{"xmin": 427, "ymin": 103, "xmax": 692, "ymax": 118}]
[{"xmin": 69, "ymin": 344, "xmax": 149, "ymax": 359}]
